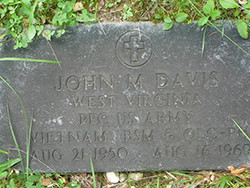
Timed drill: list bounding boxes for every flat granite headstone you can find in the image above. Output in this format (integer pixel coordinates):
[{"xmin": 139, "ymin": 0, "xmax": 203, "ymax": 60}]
[{"xmin": 0, "ymin": 22, "xmax": 249, "ymax": 173}]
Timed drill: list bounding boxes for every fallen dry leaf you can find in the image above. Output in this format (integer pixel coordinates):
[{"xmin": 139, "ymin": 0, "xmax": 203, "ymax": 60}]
[
  {"xmin": 73, "ymin": 2, "xmax": 83, "ymax": 12},
  {"xmin": 41, "ymin": 178, "xmax": 54, "ymax": 186},
  {"xmin": 228, "ymin": 165, "xmax": 247, "ymax": 176},
  {"xmin": 238, "ymin": 0, "xmax": 248, "ymax": 4},
  {"xmin": 98, "ymin": 0, "xmax": 105, "ymax": 11}
]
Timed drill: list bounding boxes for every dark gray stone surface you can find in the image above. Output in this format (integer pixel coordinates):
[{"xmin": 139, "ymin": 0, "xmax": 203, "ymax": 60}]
[{"xmin": 0, "ymin": 22, "xmax": 249, "ymax": 173}]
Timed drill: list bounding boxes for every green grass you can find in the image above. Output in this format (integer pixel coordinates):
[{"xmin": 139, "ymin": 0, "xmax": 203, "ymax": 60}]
[
  {"xmin": 1, "ymin": 169, "xmax": 250, "ymax": 187},
  {"xmin": 7, "ymin": 103, "xmax": 25, "ymax": 172},
  {"xmin": 90, "ymin": 154, "xmax": 100, "ymax": 188},
  {"xmin": 232, "ymin": 118, "xmax": 250, "ymax": 142},
  {"xmin": 1, "ymin": 0, "xmax": 250, "ymax": 49},
  {"xmin": 0, "ymin": 57, "xmax": 60, "ymax": 64}
]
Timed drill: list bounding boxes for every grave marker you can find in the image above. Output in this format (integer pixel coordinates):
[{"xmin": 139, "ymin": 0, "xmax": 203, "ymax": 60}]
[{"xmin": 0, "ymin": 22, "xmax": 249, "ymax": 172}]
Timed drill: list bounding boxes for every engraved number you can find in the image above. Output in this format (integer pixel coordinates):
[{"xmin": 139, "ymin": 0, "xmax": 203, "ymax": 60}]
[
  {"xmin": 243, "ymin": 144, "xmax": 250, "ymax": 153},
  {"xmin": 117, "ymin": 147, "xmax": 128, "ymax": 159},
  {"xmin": 99, "ymin": 147, "xmax": 108, "ymax": 160},
  {"xmin": 234, "ymin": 144, "xmax": 241, "ymax": 155},
  {"xmin": 72, "ymin": 148, "xmax": 85, "ymax": 160},
  {"xmin": 109, "ymin": 148, "xmax": 116, "ymax": 160},
  {"xmin": 94, "ymin": 147, "xmax": 128, "ymax": 160},
  {"xmin": 219, "ymin": 144, "xmax": 250, "ymax": 156},
  {"xmin": 197, "ymin": 145, "xmax": 209, "ymax": 157}
]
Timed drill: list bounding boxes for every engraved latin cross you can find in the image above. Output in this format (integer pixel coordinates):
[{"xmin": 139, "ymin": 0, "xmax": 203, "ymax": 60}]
[{"xmin": 124, "ymin": 35, "xmax": 145, "ymax": 63}]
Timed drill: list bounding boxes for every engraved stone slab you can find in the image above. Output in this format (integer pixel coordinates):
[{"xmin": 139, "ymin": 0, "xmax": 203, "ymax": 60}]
[{"xmin": 0, "ymin": 22, "xmax": 249, "ymax": 172}]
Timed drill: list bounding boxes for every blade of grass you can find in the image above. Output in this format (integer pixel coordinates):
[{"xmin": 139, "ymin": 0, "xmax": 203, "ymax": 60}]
[
  {"xmin": 0, "ymin": 150, "xmax": 8, "ymax": 154},
  {"xmin": 219, "ymin": 176, "xmax": 227, "ymax": 188},
  {"xmin": 171, "ymin": 171, "xmax": 195, "ymax": 178},
  {"xmin": 166, "ymin": 171, "xmax": 177, "ymax": 180},
  {"xmin": 0, "ymin": 57, "xmax": 60, "ymax": 64},
  {"xmin": 20, "ymin": 0, "xmax": 31, "ymax": 11},
  {"xmin": 7, "ymin": 103, "xmax": 24, "ymax": 172},
  {"xmin": 0, "ymin": 158, "xmax": 22, "ymax": 174},
  {"xmin": 201, "ymin": 25, "xmax": 207, "ymax": 57},
  {"xmin": 189, "ymin": 0, "xmax": 250, "ymax": 57},
  {"xmin": 232, "ymin": 118, "xmax": 250, "ymax": 141},
  {"xmin": 222, "ymin": 21, "xmax": 225, "ymax": 37},
  {"xmin": 90, "ymin": 154, "xmax": 96, "ymax": 188},
  {"xmin": 26, "ymin": 110, "xmax": 34, "ymax": 178},
  {"xmin": 167, "ymin": 179, "xmax": 194, "ymax": 185},
  {"xmin": 188, "ymin": 180, "xmax": 196, "ymax": 188},
  {"xmin": 29, "ymin": 0, "xmax": 39, "ymax": 28},
  {"xmin": 0, "ymin": 76, "xmax": 28, "ymax": 152},
  {"xmin": 156, "ymin": 177, "xmax": 160, "ymax": 188},
  {"xmin": 1, "ymin": 75, "xmax": 28, "ymax": 173}
]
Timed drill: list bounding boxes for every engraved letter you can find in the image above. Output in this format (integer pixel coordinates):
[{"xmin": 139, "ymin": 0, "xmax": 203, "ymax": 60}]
[
  {"xmin": 145, "ymin": 112, "xmax": 154, "ymax": 123},
  {"xmin": 95, "ymin": 131, "xmax": 106, "ymax": 142},
  {"xmin": 69, "ymin": 131, "xmax": 80, "ymax": 143},
  {"xmin": 124, "ymin": 130, "xmax": 132, "ymax": 142},
  {"xmin": 42, "ymin": 150, "xmax": 50, "ymax": 161},
  {"xmin": 31, "ymin": 132, "xmax": 42, "ymax": 143},
  {"xmin": 193, "ymin": 94, "xmax": 202, "ymax": 104},
  {"xmin": 154, "ymin": 147, "xmax": 161, "ymax": 158},
  {"xmin": 144, "ymin": 130, "xmax": 154, "ymax": 141},
  {"xmin": 207, "ymin": 127, "xmax": 217, "ymax": 140},
  {"xmin": 172, "ymin": 73, "xmax": 184, "ymax": 88},
  {"xmin": 202, "ymin": 72, "xmax": 207, "ymax": 88},
  {"xmin": 157, "ymin": 112, "xmax": 165, "ymax": 124},
  {"xmin": 164, "ymin": 129, "xmax": 174, "ymax": 141},
  {"xmin": 184, "ymin": 128, "xmax": 195, "ymax": 141},
  {"xmin": 55, "ymin": 76, "xmax": 63, "ymax": 91},
  {"xmin": 47, "ymin": 132, "xmax": 58, "ymax": 143},
  {"xmin": 82, "ymin": 132, "xmax": 92, "ymax": 142},
  {"xmin": 73, "ymin": 96, "xmax": 84, "ymax": 107},
  {"xmin": 98, "ymin": 96, "xmax": 105, "ymax": 108},
  {"xmin": 128, "ymin": 112, "xmax": 136, "ymax": 125},
  {"xmin": 79, "ymin": 113, "xmax": 87, "ymax": 125},
  {"xmin": 187, "ymin": 72, "xmax": 198, "ymax": 86},
  {"xmin": 100, "ymin": 75, "xmax": 113, "ymax": 90},
  {"xmin": 117, "ymin": 112, "xmax": 126, "ymax": 125},
  {"xmin": 66, "ymin": 76, "xmax": 80, "ymax": 91},
  {"xmin": 31, "ymin": 150, "xmax": 38, "ymax": 159},
  {"xmin": 173, "ymin": 93, "xmax": 185, "ymax": 105},
  {"xmin": 169, "ymin": 111, "xmax": 180, "ymax": 123},
  {"xmin": 98, "ymin": 113, "xmax": 109, "ymax": 125},
  {"xmin": 144, "ymin": 95, "xmax": 152, "ymax": 106},
  {"xmin": 128, "ymin": 74, "xmax": 142, "ymax": 89},
  {"xmin": 134, "ymin": 129, "xmax": 141, "ymax": 142},
  {"xmin": 52, "ymin": 149, "xmax": 62, "ymax": 160},
  {"xmin": 89, "ymin": 113, "xmax": 96, "ymax": 125},
  {"xmin": 154, "ymin": 94, "xmax": 165, "ymax": 106},
  {"xmin": 156, "ymin": 73, "xmax": 168, "ymax": 88},
  {"xmin": 83, "ymin": 75, "xmax": 96, "ymax": 90},
  {"xmin": 183, "ymin": 111, "xmax": 192, "ymax": 123},
  {"xmin": 107, "ymin": 95, "xmax": 116, "ymax": 108},
  {"xmin": 126, "ymin": 96, "xmax": 135, "ymax": 106},
  {"xmin": 88, "ymin": 96, "xmax": 96, "ymax": 108},
  {"xmin": 210, "ymin": 71, "xmax": 219, "ymax": 87}
]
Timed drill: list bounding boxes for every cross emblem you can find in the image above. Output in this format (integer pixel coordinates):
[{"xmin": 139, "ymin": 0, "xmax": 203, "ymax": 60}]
[
  {"xmin": 124, "ymin": 35, "xmax": 145, "ymax": 63},
  {"xmin": 116, "ymin": 31, "xmax": 152, "ymax": 68}
]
